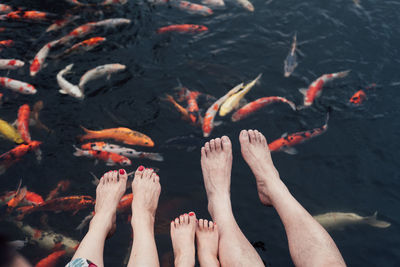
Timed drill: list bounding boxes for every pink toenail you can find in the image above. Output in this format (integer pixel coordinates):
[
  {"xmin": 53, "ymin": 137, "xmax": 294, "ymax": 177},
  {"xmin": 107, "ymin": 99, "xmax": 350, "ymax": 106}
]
[
  {"xmin": 138, "ymin": 166, "xmax": 144, "ymax": 171},
  {"xmin": 189, "ymin": 212, "xmax": 195, "ymax": 216},
  {"xmin": 119, "ymin": 169, "xmax": 125, "ymax": 175}
]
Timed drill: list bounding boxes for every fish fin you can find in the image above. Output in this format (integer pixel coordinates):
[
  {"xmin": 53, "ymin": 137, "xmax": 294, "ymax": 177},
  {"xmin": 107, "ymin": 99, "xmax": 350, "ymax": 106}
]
[
  {"xmin": 299, "ymin": 88, "xmax": 308, "ymax": 96},
  {"xmin": 365, "ymin": 211, "xmax": 391, "ymax": 228},
  {"xmin": 89, "ymin": 172, "xmax": 100, "ymax": 186},
  {"xmin": 142, "ymin": 153, "xmax": 164, "ymax": 162},
  {"xmin": 11, "ymin": 119, "xmax": 18, "ymax": 127},
  {"xmin": 255, "ymin": 73, "xmax": 263, "ymax": 85},
  {"xmin": 72, "ymin": 145, "xmax": 84, "ymax": 157},
  {"xmin": 59, "ymin": 89, "xmax": 68, "ymax": 94},
  {"xmin": 282, "ymin": 147, "xmax": 298, "ymax": 155},
  {"xmin": 214, "ymin": 121, "xmax": 223, "ymax": 127},
  {"xmin": 76, "ymin": 212, "xmax": 94, "ymax": 231},
  {"xmin": 7, "ymin": 240, "xmax": 27, "ymax": 250},
  {"xmin": 338, "ymin": 70, "xmax": 351, "ymax": 78},
  {"xmin": 281, "ymin": 132, "xmax": 288, "ymax": 138},
  {"xmin": 288, "ymin": 101, "xmax": 297, "ymax": 111}
]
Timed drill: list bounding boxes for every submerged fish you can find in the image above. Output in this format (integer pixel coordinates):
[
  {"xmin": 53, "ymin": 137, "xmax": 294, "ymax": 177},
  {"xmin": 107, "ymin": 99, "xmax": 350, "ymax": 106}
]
[
  {"xmin": 1, "ymin": 189, "xmax": 44, "ymax": 207},
  {"xmin": 349, "ymin": 90, "xmax": 366, "ymax": 105},
  {"xmin": 0, "ymin": 10, "xmax": 57, "ymax": 21},
  {"xmin": 314, "ymin": 211, "xmax": 391, "ymax": 230},
  {"xmin": 202, "ymin": 82, "xmax": 244, "ymax": 137},
  {"xmin": 0, "ymin": 141, "xmax": 42, "ymax": 174},
  {"xmin": 79, "ymin": 63, "xmax": 126, "ymax": 91},
  {"xmin": 169, "ymin": 0, "xmax": 213, "ymax": 16},
  {"xmin": 81, "ymin": 142, "xmax": 163, "ymax": 161},
  {"xmin": 78, "ymin": 126, "xmax": 154, "ymax": 147},
  {"xmin": 219, "ymin": 73, "xmax": 262, "ymax": 117},
  {"xmin": 30, "ymin": 39, "xmax": 60, "ymax": 77},
  {"xmin": 299, "ymin": 70, "xmax": 350, "ymax": 107},
  {"xmin": 57, "ymin": 64, "xmax": 84, "ymax": 99},
  {"xmin": 46, "ymin": 180, "xmax": 70, "ymax": 201},
  {"xmin": 234, "ymin": 0, "xmax": 254, "ymax": 12},
  {"xmin": 231, "ymin": 96, "xmax": 296, "ymax": 121},
  {"xmin": 284, "ymin": 33, "xmax": 298, "ymax": 77},
  {"xmin": 35, "ymin": 250, "xmax": 66, "ymax": 267},
  {"xmin": 157, "ymin": 24, "xmax": 208, "ymax": 34},
  {"xmin": 92, "ymin": 18, "xmax": 131, "ymax": 28},
  {"xmin": 268, "ymin": 113, "xmax": 329, "ymax": 155},
  {"xmin": 0, "ymin": 4, "xmax": 12, "ymax": 14},
  {"xmin": 32, "ymin": 101, "xmax": 50, "ymax": 132},
  {"xmin": 165, "ymin": 94, "xmax": 192, "ymax": 122},
  {"xmin": 58, "ymin": 22, "xmax": 97, "ymax": 45},
  {"xmin": 0, "ymin": 39, "xmax": 13, "ymax": 51},
  {"xmin": 0, "ymin": 119, "xmax": 23, "ymax": 144},
  {"xmin": 0, "ymin": 59, "xmax": 24, "ymax": 70},
  {"xmin": 201, "ymin": 0, "xmax": 225, "ymax": 7},
  {"xmin": 73, "ymin": 146, "xmax": 132, "ymax": 166},
  {"xmin": 56, "ymin": 37, "xmax": 106, "ymax": 58},
  {"xmin": 17, "ymin": 104, "xmax": 32, "ymax": 143},
  {"xmin": 0, "ymin": 77, "xmax": 37, "ymax": 94},
  {"xmin": 46, "ymin": 14, "xmax": 80, "ymax": 33}
]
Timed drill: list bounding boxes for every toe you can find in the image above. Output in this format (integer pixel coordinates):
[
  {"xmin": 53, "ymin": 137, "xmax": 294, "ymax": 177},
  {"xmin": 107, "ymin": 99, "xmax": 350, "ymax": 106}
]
[
  {"xmin": 208, "ymin": 220, "xmax": 214, "ymax": 229},
  {"xmin": 143, "ymin": 168, "xmax": 153, "ymax": 179},
  {"xmin": 104, "ymin": 171, "xmax": 111, "ymax": 183},
  {"xmin": 255, "ymin": 130, "xmax": 261, "ymax": 143},
  {"xmin": 154, "ymin": 174, "xmax": 160, "ymax": 183},
  {"xmin": 183, "ymin": 213, "xmax": 189, "ymax": 224},
  {"xmin": 171, "ymin": 220, "xmax": 175, "ymax": 230},
  {"xmin": 203, "ymin": 219, "xmax": 208, "ymax": 229},
  {"xmin": 175, "ymin": 217, "xmax": 180, "ymax": 225},
  {"xmin": 239, "ymin": 130, "xmax": 250, "ymax": 145},
  {"xmin": 248, "ymin": 130, "xmax": 256, "ymax": 143},
  {"xmin": 221, "ymin": 136, "xmax": 231, "ymax": 151},
  {"xmin": 201, "ymin": 147, "xmax": 206, "ymax": 158},
  {"xmin": 135, "ymin": 166, "xmax": 144, "ymax": 179},
  {"xmin": 179, "ymin": 214, "xmax": 185, "ymax": 225},
  {"xmin": 188, "ymin": 211, "xmax": 196, "ymax": 224},
  {"xmin": 118, "ymin": 169, "xmax": 127, "ymax": 183},
  {"xmin": 111, "ymin": 170, "xmax": 118, "ymax": 183},
  {"xmin": 215, "ymin": 138, "xmax": 222, "ymax": 152},
  {"xmin": 205, "ymin": 142, "xmax": 210, "ymax": 154},
  {"xmin": 151, "ymin": 172, "xmax": 157, "ymax": 182},
  {"xmin": 198, "ymin": 219, "xmax": 204, "ymax": 230},
  {"xmin": 210, "ymin": 139, "xmax": 215, "ymax": 151}
]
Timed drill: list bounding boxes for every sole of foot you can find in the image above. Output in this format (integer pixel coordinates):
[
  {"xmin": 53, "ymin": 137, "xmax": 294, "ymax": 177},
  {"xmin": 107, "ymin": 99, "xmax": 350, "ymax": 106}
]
[{"xmin": 171, "ymin": 212, "xmax": 197, "ymax": 267}]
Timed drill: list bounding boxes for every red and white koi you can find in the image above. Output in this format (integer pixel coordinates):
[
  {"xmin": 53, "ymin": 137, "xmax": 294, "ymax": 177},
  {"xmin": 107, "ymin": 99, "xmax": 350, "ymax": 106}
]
[
  {"xmin": 0, "ymin": 59, "xmax": 24, "ymax": 70},
  {"xmin": 0, "ymin": 4, "xmax": 12, "ymax": 14},
  {"xmin": 56, "ymin": 37, "xmax": 106, "ymax": 58},
  {"xmin": 79, "ymin": 63, "xmax": 126, "ymax": 90},
  {"xmin": 65, "ymin": 0, "xmax": 127, "ymax": 6},
  {"xmin": 234, "ymin": 0, "xmax": 254, "ymax": 12},
  {"xmin": 268, "ymin": 113, "xmax": 329, "ymax": 154},
  {"xmin": 46, "ymin": 14, "xmax": 80, "ymax": 33},
  {"xmin": 202, "ymin": 82, "xmax": 244, "ymax": 137},
  {"xmin": 201, "ymin": 0, "xmax": 225, "ymax": 7},
  {"xmin": 81, "ymin": 142, "xmax": 163, "ymax": 161},
  {"xmin": 30, "ymin": 39, "xmax": 59, "ymax": 77},
  {"xmin": 73, "ymin": 146, "xmax": 132, "ymax": 166},
  {"xmin": 57, "ymin": 64, "xmax": 84, "ymax": 99},
  {"xmin": 169, "ymin": 0, "xmax": 213, "ymax": 16},
  {"xmin": 231, "ymin": 96, "xmax": 296, "ymax": 122},
  {"xmin": 0, "ymin": 77, "xmax": 37, "ymax": 94},
  {"xmin": 0, "ymin": 10, "xmax": 56, "ymax": 21},
  {"xmin": 300, "ymin": 70, "xmax": 350, "ymax": 107},
  {"xmin": 17, "ymin": 104, "xmax": 32, "ymax": 143},
  {"xmin": 58, "ymin": 22, "xmax": 97, "ymax": 45}
]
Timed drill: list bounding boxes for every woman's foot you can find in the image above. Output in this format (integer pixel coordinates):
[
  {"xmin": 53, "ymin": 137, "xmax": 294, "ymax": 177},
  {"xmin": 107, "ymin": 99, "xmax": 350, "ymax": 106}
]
[
  {"xmin": 200, "ymin": 136, "xmax": 232, "ymax": 217},
  {"xmin": 170, "ymin": 212, "xmax": 197, "ymax": 267},
  {"xmin": 196, "ymin": 219, "xmax": 220, "ymax": 267},
  {"xmin": 239, "ymin": 129, "xmax": 284, "ymax": 206},
  {"xmin": 91, "ymin": 169, "xmax": 128, "ymax": 236}
]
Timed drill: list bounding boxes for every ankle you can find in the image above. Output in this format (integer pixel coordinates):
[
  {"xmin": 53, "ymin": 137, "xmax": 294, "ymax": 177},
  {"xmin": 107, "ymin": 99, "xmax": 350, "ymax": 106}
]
[{"xmin": 131, "ymin": 213, "xmax": 154, "ymax": 229}]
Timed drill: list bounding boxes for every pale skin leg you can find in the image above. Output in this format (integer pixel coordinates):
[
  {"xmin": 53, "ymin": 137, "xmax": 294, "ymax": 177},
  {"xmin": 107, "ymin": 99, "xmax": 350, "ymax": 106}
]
[
  {"xmin": 127, "ymin": 167, "xmax": 161, "ymax": 267},
  {"xmin": 196, "ymin": 218, "xmax": 220, "ymax": 267},
  {"xmin": 200, "ymin": 136, "xmax": 264, "ymax": 267},
  {"xmin": 170, "ymin": 212, "xmax": 197, "ymax": 267},
  {"xmin": 239, "ymin": 129, "xmax": 346, "ymax": 267},
  {"xmin": 72, "ymin": 169, "xmax": 128, "ymax": 267}
]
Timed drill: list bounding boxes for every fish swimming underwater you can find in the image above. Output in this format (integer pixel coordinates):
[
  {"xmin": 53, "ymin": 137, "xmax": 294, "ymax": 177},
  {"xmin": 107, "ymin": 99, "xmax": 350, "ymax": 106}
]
[
  {"xmin": 30, "ymin": 39, "xmax": 60, "ymax": 77},
  {"xmin": 17, "ymin": 104, "xmax": 32, "ymax": 143},
  {"xmin": 32, "ymin": 100, "xmax": 50, "ymax": 132},
  {"xmin": 78, "ymin": 126, "xmax": 154, "ymax": 147},
  {"xmin": 349, "ymin": 83, "xmax": 376, "ymax": 105},
  {"xmin": 168, "ymin": 0, "xmax": 213, "ymax": 16},
  {"xmin": 0, "ymin": 4, "xmax": 12, "ymax": 14},
  {"xmin": 35, "ymin": 250, "xmax": 66, "ymax": 267},
  {"xmin": 234, "ymin": 0, "xmax": 254, "ymax": 12},
  {"xmin": 0, "ymin": 119, "xmax": 23, "ymax": 143},
  {"xmin": 0, "ymin": 10, "xmax": 57, "ymax": 21},
  {"xmin": 299, "ymin": 70, "xmax": 350, "ymax": 107},
  {"xmin": 284, "ymin": 33, "xmax": 298, "ymax": 77},
  {"xmin": 57, "ymin": 64, "xmax": 84, "ymax": 99},
  {"xmin": 0, "ymin": 39, "xmax": 13, "ymax": 51},
  {"xmin": 46, "ymin": 180, "xmax": 70, "ymax": 201},
  {"xmin": 202, "ymin": 82, "xmax": 244, "ymax": 137},
  {"xmin": 79, "ymin": 63, "xmax": 126, "ymax": 91},
  {"xmin": 73, "ymin": 146, "xmax": 132, "ymax": 166},
  {"xmin": 0, "ymin": 59, "xmax": 24, "ymax": 70},
  {"xmin": 55, "ymin": 37, "xmax": 106, "ymax": 59},
  {"xmin": 268, "ymin": 113, "xmax": 329, "ymax": 154},
  {"xmin": 157, "ymin": 24, "xmax": 208, "ymax": 34},
  {"xmin": 201, "ymin": 0, "xmax": 225, "ymax": 7},
  {"xmin": 46, "ymin": 14, "xmax": 80, "ymax": 33},
  {"xmin": 165, "ymin": 94, "xmax": 192, "ymax": 122},
  {"xmin": 219, "ymin": 73, "xmax": 262, "ymax": 117},
  {"xmin": 0, "ymin": 141, "xmax": 42, "ymax": 174},
  {"xmin": 0, "ymin": 77, "xmax": 37, "ymax": 94},
  {"xmin": 314, "ymin": 211, "xmax": 391, "ymax": 231},
  {"xmin": 231, "ymin": 96, "xmax": 296, "ymax": 121}
]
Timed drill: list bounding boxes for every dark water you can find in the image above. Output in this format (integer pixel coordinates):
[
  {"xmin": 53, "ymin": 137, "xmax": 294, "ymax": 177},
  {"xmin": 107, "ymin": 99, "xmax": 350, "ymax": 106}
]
[{"xmin": 1, "ymin": 0, "xmax": 400, "ymax": 266}]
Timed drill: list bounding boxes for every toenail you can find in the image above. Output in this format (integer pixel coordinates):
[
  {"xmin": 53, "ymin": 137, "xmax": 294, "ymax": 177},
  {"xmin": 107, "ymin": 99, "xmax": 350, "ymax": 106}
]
[
  {"xmin": 189, "ymin": 212, "xmax": 195, "ymax": 216},
  {"xmin": 138, "ymin": 166, "xmax": 144, "ymax": 171},
  {"xmin": 119, "ymin": 169, "xmax": 125, "ymax": 175}
]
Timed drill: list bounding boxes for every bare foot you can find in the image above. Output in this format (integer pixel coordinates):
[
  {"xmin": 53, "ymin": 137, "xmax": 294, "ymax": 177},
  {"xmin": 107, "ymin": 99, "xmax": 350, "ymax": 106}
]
[
  {"xmin": 239, "ymin": 129, "xmax": 282, "ymax": 206},
  {"xmin": 92, "ymin": 169, "xmax": 128, "ymax": 236},
  {"xmin": 170, "ymin": 212, "xmax": 197, "ymax": 267},
  {"xmin": 196, "ymin": 219, "xmax": 220, "ymax": 267},
  {"xmin": 200, "ymin": 136, "xmax": 232, "ymax": 215},
  {"xmin": 131, "ymin": 166, "xmax": 161, "ymax": 227}
]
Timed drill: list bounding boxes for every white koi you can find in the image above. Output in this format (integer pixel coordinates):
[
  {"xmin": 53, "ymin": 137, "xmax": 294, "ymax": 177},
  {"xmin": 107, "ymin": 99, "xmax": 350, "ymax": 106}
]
[
  {"xmin": 0, "ymin": 59, "xmax": 24, "ymax": 70},
  {"xmin": 79, "ymin": 63, "xmax": 126, "ymax": 90},
  {"xmin": 92, "ymin": 18, "xmax": 131, "ymax": 28},
  {"xmin": 235, "ymin": 0, "xmax": 254, "ymax": 12},
  {"xmin": 201, "ymin": 0, "xmax": 225, "ymax": 7},
  {"xmin": 57, "ymin": 64, "xmax": 84, "ymax": 100}
]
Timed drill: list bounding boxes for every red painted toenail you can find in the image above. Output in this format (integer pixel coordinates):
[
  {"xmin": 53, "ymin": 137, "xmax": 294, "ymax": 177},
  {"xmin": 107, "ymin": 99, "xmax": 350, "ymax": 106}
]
[
  {"xmin": 119, "ymin": 169, "xmax": 125, "ymax": 175},
  {"xmin": 189, "ymin": 212, "xmax": 195, "ymax": 216},
  {"xmin": 138, "ymin": 166, "xmax": 144, "ymax": 171}
]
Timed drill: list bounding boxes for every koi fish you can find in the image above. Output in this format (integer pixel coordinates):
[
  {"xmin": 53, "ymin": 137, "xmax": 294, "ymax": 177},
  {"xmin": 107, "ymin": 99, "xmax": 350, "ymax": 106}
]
[
  {"xmin": 231, "ymin": 96, "xmax": 296, "ymax": 122},
  {"xmin": 0, "ymin": 4, "xmax": 12, "ymax": 14},
  {"xmin": 35, "ymin": 250, "xmax": 66, "ymax": 267},
  {"xmin": 165, "ymin": 94, "xmax": 192, "ymax": 122},
  {"xmin": 81, "ymin": 142, "xmax": 163, "ymax": 161},
  {"xmin": 284, "ymin": 33, "xmax": 298, "ymax": 77},
  {"xmin": 234, "ymin": 0, "xmax": 254, "ymax": 12},
  {"xmin": 299, "ymin": 70, "xmax": 350, "ymax": 107},
  {"xmin": 46, "ymin": 180, "xmax": 71, "ymax": 201},
  {"xmin": 0, "ymin": 11, "xmax": 57, "ymax": 21},
  {"xmin": 65, "ymin": 0, "xmax": 127, "ymax": 6},
  {"xmin": 0, "ymin": 77, "xmax": 37, "ymax": 94},
  {"xmin": 268, "ymin": 113, "xmax": 329, "ymax": 154},
  {"xmin": 314, "ymin": 211, "xmax": 390, "ymax": 231},
  {"xmin": 46, "ymin": 15, "xmax": 80, "ymax": 33},
  {"xmin": 0, "ymin": 40, "xmax": 14, "ymax": 51},
  {"xmin": 201, "ymin": 0, "xmax": 225, "ymax": 7},
  {"xmin": 219, "ymin": 73, "xmax": 262, "ymax": 117},
  {"xmin": 0, "ymin": 59, "xmax": 24, "ymax": 70},
  {"xmin": 349, "ymin": 83, "xmax": 375, "ymax": 105},
  {"xmin": 169, "ymin": 0, "xmax": 213, "ymax": 16},
  {"xmin": 17, "ymin": 104, "xmax": 32, "ymax": 143},
  {"xmin": 79, "ymin": 63, "xmax": 126, "ymax": 91},
  {"xmin": 58, "ymin": 22, "xmax": 97, "ymax": 45},
  {"xmin": 55, "ymin": 37, "xmax": 106, "ymax": 59},
  {"xmin": 30, "ymin": 39, "xmax": 59, "ymax": 77},
  {"xmin": 57, "ymin": 64, "xmax": 84, "ymax": 99},
  {"xmin": 0, "ymin": 189, "xmax": 44, "ymax": 207},
  {"xmin": 0, "ymin": 141, "xmax": 42, "ymax": 174},
  {"xmin": 157, "ymin": 24, "xmax": 208, "ymax": 34},
  {"xmin": 17, "ymin": 195, "xmax": 95, "ymax": 218},
  {"xmin": 202, "ymin": 82, "xmax": 244, "ymax": 137},
  {"xmin": 79, "ymin": 126, "xmax": 154, "ymax": 147},
  {"xmin": 0, "ymin": 119, "xmax": 23, "ymax": 143},
  {"xmin": 73, "ymin": 146, "xmax": 132, "ymax": 166},
  {"xmin": 187, "ymin": 91, "xmax": 201, "ymax": 124},
  {"xmin": 92, "ymin": 18, "xmax": 131, "ymax": 28},
  {"xmin": 32, "ymin": 101, "xmax": 50, "ymax": 132},
  {"xmin": 7, "ymin": 184, "xmax": 27, "ymax": 210}
]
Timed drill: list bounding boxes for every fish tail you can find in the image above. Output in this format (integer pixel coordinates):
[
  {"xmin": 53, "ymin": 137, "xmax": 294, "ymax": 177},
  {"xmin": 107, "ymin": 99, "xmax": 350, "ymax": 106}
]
[
  {"xmin": 76, "ymin": 212, "xmax": 94, "ymax": 231},
  {"xmin": 287, "ymin": 100, "xmax": 297, "ymax": 111},
  {"xmin": 78, "ymin": 126, "xmax": 94, "ymax": 141},
  {"xmin": 364, "ymin": 211, "xmax": 391, "ymax": 228},
  {"xmin": 72, "ymin": 145, "xmax": 84, "ymax": 157},
  {"xmin": 142, "ymin": 152, "xmax": 164, "ymax": 162},
  {"xmin": 337, "ymin": 70, "xmax": 351, "ymax": 78},
  {"xmin": 89, "ymin": 172, "xmax": 100, "ymax": 186}
]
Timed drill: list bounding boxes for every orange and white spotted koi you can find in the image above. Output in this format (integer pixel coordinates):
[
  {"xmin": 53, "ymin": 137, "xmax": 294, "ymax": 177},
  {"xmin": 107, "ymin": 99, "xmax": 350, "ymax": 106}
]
[
  {"xmin": 268, "ymin": 113, "xmax": 329, "ymax": 155},
  {"xmin": 202, "ymin": 82, "xmax": 244, "ymax": 137},
  {"xmin": 30, "ymin": 39, "xmax": 60, "ymax": 77},
  {"xmin": 73, "ymin": 146, "xmax": 132, "ymax": 166},
  {"xmin": 0, "ymin": 4, "xmax": 12, "ymax": 14},
  {"xmin": 56, "ymin": 37, "xmax": 106, "ymax": 58},
  {"xmin": 17, "ymin": 104, "xmax": 32, "ymax": 143},
  {"xmin": 234, "ymin": 0, "xmax": 254, "ymax": 12},
  {"xmin": 299, "ymin": 70, "xmax": 350, "ymax": 107},
  {"xmin": 0, "ymin": 10, "xmax": 57, "ymax": 21},
  {"xmin": 0, "ymin": 59, "xmax": 24, "ymax": 70},
  {"xmin": 46, "ymin": 14, "xmax": 80, "ymax": 33},
  {"xmin": 0, "ymin": 77, "xmax": 37, "ymax": 94},
  {"xmin": 231, "ymin": 96, "xmax": 296, "ymax": 122}
]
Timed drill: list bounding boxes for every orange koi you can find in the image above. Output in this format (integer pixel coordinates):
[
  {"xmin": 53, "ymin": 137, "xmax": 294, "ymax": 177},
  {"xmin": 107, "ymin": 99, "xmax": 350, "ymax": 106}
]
[
  {"xmin": 57, "ymin": 37, "xmax": 106, "ymax": 58},
  {"xmin": 0, "ymin": 11, "xmax": 56, "ymax": 21},
  {"xmin": 46, "ymin": 180, "xmax": 71, "ymax": 201},
  {"xmin": 58, "ymin": 22, "xmax": 97, "ymax": 45},
  {"xmin": 187, "ymin": 91, "xmax": 201, "ymax": 124},
  {"xmin": 78, "ymin": 126, "xmax": 154, "ymax": 147},
  {"xmin": 268, "ymin": 113, "xmax": 329, "ymax": 155},
  {"xmin": 73, "ymin": 146, "xmax": 132, "ymax": 166},
  {"xmin": 165, "ymin": 94, "xmax": 192, "ymax": 122},
  {"xmin": 157, "ymin": 24, "xmax": 208, "ymax": 34},
  {"xmin": 17, "ymin": 104, "xmax": 32, "ymax": 143},
  {"xmin": 24, "ymin": 191, "xmax": 45, "ymax": 206},
  {"xmin": 231, "ymin": 96, "xmax": 296, "ymax": 122},
  {"xmin": 35, "ymin": 250, "xmax": 66, "ymax": 267},
  {"xmin": 0, "ymin": 141, "xmax": 42, "ymax": 174},
  {"xmin": 117, "ymin": 193, "xmax": 133, "ymax": 213},
  {"xmin": 299, "ymin": 70, "xmax": 350, "ymax": 107},
  {"xmin": 7, "ymin": 186, "xmax": 27, "ymax": 209},
  {"xmin": 32, "ymin": 101, "xmax": 50, "ymax": 132},
  {"xmin": 349, "ymin": 83, "xmax": 375, "ymax": 105}
]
